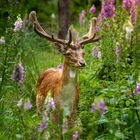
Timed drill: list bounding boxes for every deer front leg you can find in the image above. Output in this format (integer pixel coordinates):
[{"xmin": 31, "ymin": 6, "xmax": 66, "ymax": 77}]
[
  {"xmin": 68, "ymin": 104, "xmax": 78, "ymax": 129},
  {"xmin": 68, "ymin": 87, "xmax": 80, "ymax": 136}
]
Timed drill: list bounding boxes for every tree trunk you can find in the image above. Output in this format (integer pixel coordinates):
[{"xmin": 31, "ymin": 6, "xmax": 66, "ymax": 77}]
[{"xmin": 58, "ymin": 0, "xmax": 70, "ymax": 39}]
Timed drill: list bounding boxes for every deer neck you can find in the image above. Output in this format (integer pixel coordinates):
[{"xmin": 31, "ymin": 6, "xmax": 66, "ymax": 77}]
[{"xmin": 61, "ymin": 59, "xmax": 77, "ymax": 85}]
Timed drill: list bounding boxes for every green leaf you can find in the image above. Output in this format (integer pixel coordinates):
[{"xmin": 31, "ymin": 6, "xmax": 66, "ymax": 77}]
[
  {"xmin": 132, "ymin": 122, "xmax": 140, "ymax": 134},
  {"xmin": 97, "ymin": 116, "xmax": 109, "ymax": 124},
  {"xmin": 115, "ymin": 131, "xmax": 124, "ymax": 139},
  {"xmin": 125, "ymin": 100, "xmax": 131, "ymax": 106}
]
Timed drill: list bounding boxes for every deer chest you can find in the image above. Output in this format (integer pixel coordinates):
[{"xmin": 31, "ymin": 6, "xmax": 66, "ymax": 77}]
[{"xmin": 59, "ymin": 82, "xmax": 75, "ymax": 117}]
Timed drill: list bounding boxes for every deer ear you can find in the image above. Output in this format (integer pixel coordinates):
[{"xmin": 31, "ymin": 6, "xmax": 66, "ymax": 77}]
[
  {"xmin": 67, "ymin": 25, "xmax": 79, "ymax": 44},
  {"xmin": 55, "ymin": 43, "xmax": 66, "ymax": 54}
]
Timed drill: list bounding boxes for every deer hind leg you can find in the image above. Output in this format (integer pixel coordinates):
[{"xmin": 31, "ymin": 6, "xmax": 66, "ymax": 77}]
[{"xmin": 36, "ymin": 94, "xmax": 46, "ymax": 114}]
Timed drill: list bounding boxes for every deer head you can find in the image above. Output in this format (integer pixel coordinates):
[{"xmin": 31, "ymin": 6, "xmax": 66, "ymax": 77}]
[{"xmin": 29, "ymin": 11, "xmax": 100, "ymax": 68}]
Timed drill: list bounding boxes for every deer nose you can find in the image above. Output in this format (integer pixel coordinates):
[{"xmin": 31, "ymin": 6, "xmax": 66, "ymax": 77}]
[{"xmin": 79, "ymin": 60, "xmax": 86, "ymax": 67}]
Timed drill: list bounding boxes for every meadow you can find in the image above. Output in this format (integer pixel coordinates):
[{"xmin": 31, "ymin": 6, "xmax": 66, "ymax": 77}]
[{"xmin": 1, "ymin": 0, "xmax": 140, "ymax": 139}]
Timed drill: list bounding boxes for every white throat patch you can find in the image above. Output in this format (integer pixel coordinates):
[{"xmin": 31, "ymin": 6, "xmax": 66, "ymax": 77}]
[{"xmin": 69, "ymin": 69, "xmax": 76, "ymax": 79}]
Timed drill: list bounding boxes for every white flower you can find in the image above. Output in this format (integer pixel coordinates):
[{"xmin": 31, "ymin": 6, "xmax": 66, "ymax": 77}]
[
  {"xmin": 14, "ymin": 15, "xmax": 23, "ymax": 32},
  {"xmin": 51, "ymin": 13, "xmax": 55, "ymax": 19},
  {"xmin": 17, "ymin": 98, "xmax": 23, "ymax": 108},
  {"xmin": 0, "ymin": 37, "xmax": 5, "ymax": 45},
  {"xmin": 123, "ymin": 20, "xmax": 134, "ymax": 40}
]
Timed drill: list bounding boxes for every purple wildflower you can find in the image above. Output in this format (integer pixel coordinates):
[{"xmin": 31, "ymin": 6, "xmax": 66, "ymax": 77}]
[
  {"xmin": 98, "ymin": 101, "xmax": 106, "ymax": 114},
  {"xmin": 11, "ymin": 63, "xmax": 24, "ymax": 84},
  {"xmin": 17, "ymin": 98, "xmax": 23, "ymax": 108},
  {"xmin": 99, "ymin": 9, "xmax": 105, "ymax": 22},
  {"xmin": 14, "ymin": 15, "xmax": 23, "ymax": 32},
  {"xmin": 18, "ymin": 63, "xmax": 24, "ymax": 82},
  {"xmin": 58, "ymin": 64, "xmax": 63, "ymax": 69},
  {"xmin": 44, "ymin": 94, "xmax": 55, "ymax": 112},
  {"xmin": 99, "ymin": 0, "xmax": 115, "ymax": 21},
  {"xmin": 24, "ymin": 99, "xmax": 32, "ymax": 111},
  {"xmin": 92, "ymin": 48, "xmax": 99, "ymax": 58},
  {"xmin": 58, "ymin": 64, "xmax": 63, "ymax": 73},
  {"xmin": 38, "ymin": 121, "xmax": 47, "ymax": 132},
  {"xmin": 134, "ymin": 83, "xmax": 140, "ymax": 95},
  {"xmin": 103, "ymin": 2, "xmax": 115, "ymax": 18},
  {"xmin": 44, "ymin": 113, "xmax": 49, "ymax": 120},
  {"xmin": 79, "ymin": 10, "xmax": 86, "ymax": 25},
  {"xmin": 38, "ymin": 113, "xmax": 48, "ymax": 132},
  {"xmin": 115, "ymin": 47, "xmax": 120, "ymax": 56},
  {"xmin": 92, "ymin": 48, "xmax": 101, "ymax": 59},
  {"xmin": 91, "ymin": 104, "xmax": 96, "ymax": 113},
  {"xmin": 72, "ymin": 131, "xmax": 79, "ymax": 140},
  {"xmin": 48, "ymin": 98, "xmax": 55, "ymax": 111},
  {"xmin": 95, "ymin": 25, "xmax": 99, "ymax": 32},
  {"xmin": 62, "ymin": 119, "xmax": 68, "ymax": 134},
  {"xmin": 89, "ymin": 5, "xmax": 96, "ymax": 15}
]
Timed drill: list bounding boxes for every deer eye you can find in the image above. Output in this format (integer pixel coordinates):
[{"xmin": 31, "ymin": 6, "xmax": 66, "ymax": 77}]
[{"xmin": 82, "ymin": 52, "xmax": 85, "ymax": 56}]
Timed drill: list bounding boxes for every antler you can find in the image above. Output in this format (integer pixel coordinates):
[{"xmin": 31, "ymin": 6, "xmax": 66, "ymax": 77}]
[
  {"xmin": 67, "ymin": 29, "xmax": 72, "ymax": 46},
  {"xmin": 80, "ymin": 17, "xmax": 100, "ymax": 46},
  {"xmin": 29, "ymin": 11, "xmax": 72, "ymax": 45}
]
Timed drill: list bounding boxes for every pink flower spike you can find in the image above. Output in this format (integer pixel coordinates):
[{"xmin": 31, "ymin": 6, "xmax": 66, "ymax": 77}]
[
  {"xmin": 122, "ymin": 0, "xmax": 134, "ymax": 11},
  {"xmin": 11, "ymin": 63, "xmax": 24, "ymax": 84},
  {"xmin": 99, "ymin": 0, "xmax": 115, "ymax": 21},
  {"xmin": 136, "ymin": 0, "xmax": 140, "ymax": 5},
  {"xmin": 130, "ymin": 4, "xmax": 137, "ymax": 24},
  {"xmin": 89, "ymin": 5, "xmax": 96, "ymax": 15}
]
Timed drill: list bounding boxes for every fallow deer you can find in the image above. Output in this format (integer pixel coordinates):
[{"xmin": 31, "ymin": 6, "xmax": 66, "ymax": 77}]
[{"xmin": 29, "ymin": 11, "xmax": 100, "ymax": 128}]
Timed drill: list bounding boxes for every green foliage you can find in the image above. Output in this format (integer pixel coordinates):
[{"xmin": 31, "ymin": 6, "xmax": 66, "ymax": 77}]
[{"xmin": 77, "ymin": 5, "xmax": 140, "ymax": 140}]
